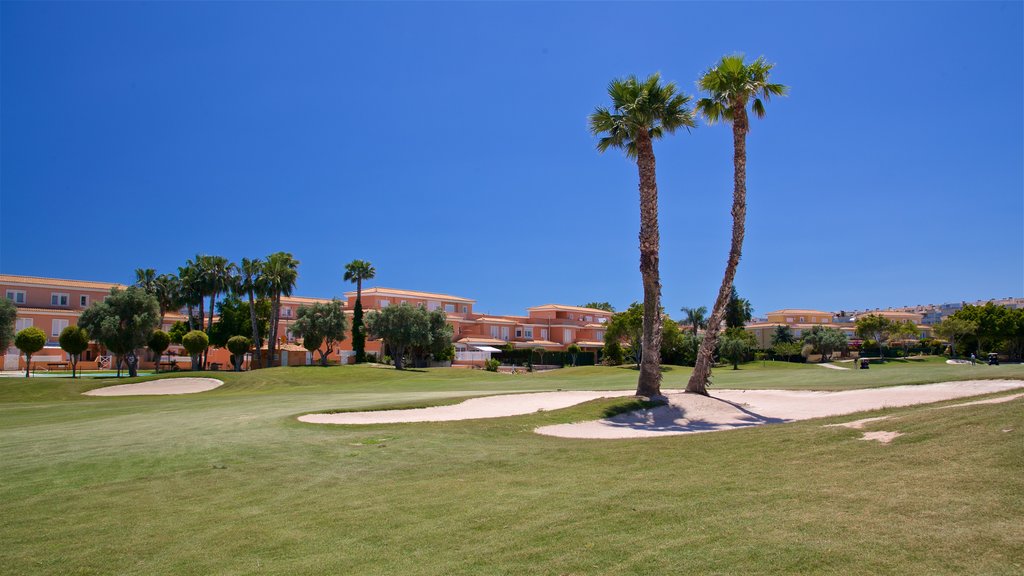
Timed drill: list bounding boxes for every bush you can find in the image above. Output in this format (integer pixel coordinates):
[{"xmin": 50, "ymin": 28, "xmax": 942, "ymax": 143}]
[
  {"xmin": 226, "ymin": 335, "xmax": 251, "ymax": 371},
  {"xmin": 433, "ymin": 344, "xmax": 455, "ymax": 363},
  {"xmin": 59, "ymin": 325, "xmax": 90, "ymax": 378},
  {"xmin": 365, "ymin": 352, "xmax": 378, "ymax": 363},
  {"xmin": 147, "ymin": 330, "xmax": 171, "ymax": 372},
  {"xmin": 602, "ymin": 340, "xmax": 624, "ymax": 365},
  {"xmin": 484, "ymin": 358, "xmax": 500, "ymax": 372},
  {"xmin": 14, "ymin": 327, "xmax": 47, "ymax": 377},
  {"xmin": 182, "ymin": 330, "xmax": 209, "ymax": 371},
  {"xmin": 382, "ymin": 355, "xmax": 393, "ymax": 365}
]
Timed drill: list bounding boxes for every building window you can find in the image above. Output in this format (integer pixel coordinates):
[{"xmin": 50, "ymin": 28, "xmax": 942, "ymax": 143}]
[
  {"xmin": 52, "ymin": 319, "xmax": 69, "ymax": 337},
  {"xmin": 6, "ymin": 290, "xmax": 26, "ymax": 304},
  {"xmin": 15, "ymin": 318, "xmax": 33, "ymax": 331},
  {"xmin": 585, "ymin": 315, "xmax": 592, "ymax": 322},
  {"xmin": 799, "ymin": 317, "xmax": 805, "ymax": 323},
  {"xmin": 515, "ymin": 328, "xmax": 523, "ymax": 338},
  {"xmin": 282, "ymin": 307, "xmax": 292, "ymax": 318},
  {"xmin": 541, "ymin": 329, "xmax": 548, "ymax": 340},
  {"xmin": 427, "ymin": 301, "xmax": 440, "ymax": 311},
  {"xmin": 490, "ymin": 326, "xmax": 499, "ymax": 339},
  {"xmin": 501, "ymin": 327, "xmax": 510, "ymax": 341},
  {"xmin": 568, "ymin": 313, "xmax": 574, "ymax": 320},
  {"xmin": 525, "ymin": 327, "xmax": 533, "ymax": 339},
  {"xmin": 822, "ymin": 318, "xmax": 829, "ymax": 323},
  {"xmin": 380, "ymin": 299, "xmax": 390, "ymax": 308},
  {"xmin": 564, "ymin": 329, "xmax": 572, "ymax": 342},
  {"xmin": 786, "ymin": 317, "xmax": 794, "ymax": 323},
  {"xmin": 444, "ymin": 304, "xmax": 455, "ymax": 313},
  {"xmin": 461, "ymin": 305, "xmax": 468, "ymax": 313},
  {"xmin": 80, "ymin": 295, "xmax": 89, "ymax": 307},
  {"xmin": 596, "ymin": 331, "xmax": 604, "ymax": 340},
  {"xmin": 51, "ymin": 293, "xmax": 70, "ymax": 307}
]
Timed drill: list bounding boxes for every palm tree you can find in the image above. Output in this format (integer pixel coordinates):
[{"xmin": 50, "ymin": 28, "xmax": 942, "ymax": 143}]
[
  {"xmin": 239, "ymin": 258, "xmax": 266, "ymax": 368},
  {"xmin": 343, "ymin": 259, "xmax": 376, "ymax": 363},
  {"xmin": 681, "ymin": 306, "xmax": 708, "ymax": 335},
  {"xmin": 590, "ymin": 73, "xmax": 695, "ymax": 399},
  {"xmin": 152, "ymin": 274, "xmax": 181, "ymax": 327},
  {"xmin": 686, "ymin": 55, "xmax": 787, "ymax": 395},
  {"xmin": 199, "ymin": 255, "xmax": 234, "ymax": 332},
  {"xmin": 263, "ymin": 252, "xmax": 299, "ymax": 367},
  {"xmin": 134, "ymin": 268, "xmax": 156, "ymax": 293},
  {"xmin": 179, "ymin": 256, "xmax": 205, "ymax": 331}
]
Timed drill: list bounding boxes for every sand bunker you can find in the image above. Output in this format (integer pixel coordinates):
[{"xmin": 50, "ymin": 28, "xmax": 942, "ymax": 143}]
[
  {"xmin": 537, "ymin": 380, "xmax": 1024, "ymax": 439},
  {"xmin": 83, "ymin": 377, "xmax": 223, "ymax": 396},
  {"xmin": 298, "ymin": 390, "xmax": 643, "ymax": 424}
]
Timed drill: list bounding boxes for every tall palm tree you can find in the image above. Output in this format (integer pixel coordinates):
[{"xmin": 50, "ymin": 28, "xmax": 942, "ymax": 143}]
[
  {"xmin": 152, "ymin": 274, "xmax": 181, "ymax": 327},
  {"xmin": 179, "ymin": 256, "xmax": 206, "ymax": 331},
  {"xmin": 589, "ymin": 73, "xmax": 695, "ymax": 398},
  {"xmin": 263, "ymin": 252, "xmax": 299, "ymax": 367},
  {"xmin": 343, "ymin": 259, "xmax": 376, "ymax": 363},
  {"xmin": 199, "ymin": 255, "xmax": 235, "ymax": 331},
  {"xmin": 134, "ymin": 268, "xmax": 156, "ymax": 293},
  {"xmin": 239, "ymin": 258, "xmax": 266, "ymax": 368},
  {"xmin": 686, "ymin": 55, "xmax": 787, "ymax": 395},
  {"xmin": 681, "ymin": 306, "xmax": 708, "ymax": 335}
]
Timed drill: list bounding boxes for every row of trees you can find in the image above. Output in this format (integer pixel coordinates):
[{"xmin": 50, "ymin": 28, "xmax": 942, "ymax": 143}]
[
  {"xmin": 590, "ymin": 55, "xmax": 786, "ymax": 397},
  {"xmin": 934, "ymin": 304, "xmax": 1024, "ymax": 360}
]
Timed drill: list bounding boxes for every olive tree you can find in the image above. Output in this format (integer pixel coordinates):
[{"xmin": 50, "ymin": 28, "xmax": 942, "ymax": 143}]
[
  {"xmin": 226, "ymin": 335, "xmax": 251, "ymax": 371},
  {"xmin": 289, "ymin": 300, "xmax": 348, "ymax": 367},
  {"xmin": 566, "ymin": 343, "xmax": 582, "ymax": 367},
  {"xmin": 934, "ymin": 316, "xmax": 976, "ymax": 358},
  {"xmin": 801, "ymin": 325, "xmax": 848, "ymax": 362},
  {"xmin": 148, "ymin": 330, "xmax": 171, "ymax": 373},
  {"xmin": 0, "ymin": 298, "xmax": 17, "ymax": 353},
  {"xmin": 78, "ymin": 287, "xmax": 160, "ymax": 377},
  {"xmin": 182, "ymin": 330, "xmax": 209, "ymax": 371},
  {"xmin": 855, "ymin": 314, "xmax": 895, "ymax": 361},
  {"xmin": 365, "ymin": 304, "xmax": 450, "ymax": 370},
  {"xmin": 59, "ymin": 325, "xmax": 90, "ymax": 378},
  {"xmin": 14, "ymin": 327, "xmax": 46, "ymax": 378}
]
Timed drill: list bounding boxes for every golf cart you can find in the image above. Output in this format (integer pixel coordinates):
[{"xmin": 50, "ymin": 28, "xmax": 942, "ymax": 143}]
[{"xmin": 987, "ymin": 353, "xmax": 999, "ymax": 366}]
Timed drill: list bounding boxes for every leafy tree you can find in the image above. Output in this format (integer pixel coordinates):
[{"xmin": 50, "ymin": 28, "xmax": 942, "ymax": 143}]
[
  {"xmin": 290, "ymin": 300, "xmax": 349, "ymax": 367},
  {"xmin": 660, "ymin": 316, "xmax": 686, "ymax": 365},
  {"xmin": 239, "ymin": 258, "xmax": 267, "ymax": 368},
  {"xmin": 177, "ymin": 258, "xmax": 205, "ymax": 331},
  {"xmin": 147, "ymin": 330, "xmax": 170, "ymax": 373},
  {"xmin": 891, "ymin": 320, "xmax": 920, "ymax": 357},
  {"xmin": 181, "ymin": 330, "xmax": 209, "ymax": 371},
  {"xmin": 934, "ymin": 316, "xmax": 976, "ymax": 359},
  {"xmin": 15, "ymin": 327, "xmax": 47, "ymax": 377},
  {"xmin": 680, "ymin": 306, "xmax": 708, "ymax": 335},
  {"xmin": 168, "ymin": 321, "xmax": 189, "ymax": 345},
  {"xmin": 772, "ymin": 341, "xmax": 803, "ymax": 362},
  {"xmin": 78, "ymin": 287, "xmax": 160, "ymax": 377},
  {"xmin": 226, "ymin": 335, "xmax": 251, "ymax": 371},
  {"xmin": 580, "ymin": 302, "xmax": 615, "ymax": 313},
  {"xmin": 413, "ymin": 308, "xmax": 454, "ymax": 367},
  {"xmin": 604, "ymin": 302, "xmax": 644, "ymax": 366},
  {"xmin": 602, "ymin": 339, "xmax": 624, "ymax": 366},
  {"xmin": 718, "ymin": 333, "xmax": 751, "ymax": 370},
  {"xmin": 263, "ymin": 252, "xmax": 299, "ymax": 367},
  {"xmin": 59, "ymin": 325, "xmax": 90, "ymax": 378},
  {"xmin": 344, "ymin": 259, "xmax": 376, "ymax": 363},
  {"xmin": 365, "ymin": 304, "xmax": 450, "ymax": 370},
  {"xmin": 208, "ymin": 296, "xmax": 271, "ymax": 350},
  {"xmin": 725, "ymin": 288, "xmax": 753, "ymax": 329},
  {"xmin": 679, "ymin": 333, "xmax": 703, "ymax": 366},
  {"xmin": 532, "ymin": 347, "xmax": 547, "ymax": 366},
  {"xmin": 801, "ymin": 325, "xmax": 848, "ymax": 362},
  {"xmin": 687, "ymin": 54, "xmax": 787, "ymax": 396},
  {"xmin": 771, "ymin": 324, "xmax": 794, "ymax": 345},
  {"xmin": 590, "ymin": 73, "xmax": 695, "ymax": 399},
  {"xmin": 949, "ymin": 303, "xmax": 1023, "ymax": 359},
  {"xmin": 566, "ymin": 343, "xmax": 582, "ymax": 367},
  {"xmin": 433, "ymin": 343, "xmax": 455, "ymax": 363},
  {"xmin": 0, "ymin": 298, "xmax": 16, "ymax": 353},
  {"xmin": 855, "ymin": 314, "xmax": 895, "ymax": 361}
]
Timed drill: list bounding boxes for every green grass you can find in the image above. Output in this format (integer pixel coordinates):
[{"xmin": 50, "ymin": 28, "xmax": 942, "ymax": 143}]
[{"xmin": 1, "ymin": 361, "xmax": 1022, "ymax": 574}]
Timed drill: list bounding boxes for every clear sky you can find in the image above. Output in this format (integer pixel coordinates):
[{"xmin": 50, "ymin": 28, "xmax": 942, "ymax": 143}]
[{"xmin": 2, "ymin": 1, "xmax": 1021, "ymax": 317}]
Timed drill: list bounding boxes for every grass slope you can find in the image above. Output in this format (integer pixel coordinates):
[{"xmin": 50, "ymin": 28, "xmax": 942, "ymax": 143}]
[{"xmin": 1, "ymin": 361, "xmax": 1022, "ymax": 574}]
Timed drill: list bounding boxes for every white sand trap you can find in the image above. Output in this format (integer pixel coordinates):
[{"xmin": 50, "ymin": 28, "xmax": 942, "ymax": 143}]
[
  {"xmin": 536, "ymin": 379, "xmax": 1024, "ymax": 439},
  {"xmin": 83, "ymin": 377, "xmax": 223, "ymax": 396},
  {"xmin": 298, "ymin": 390, "xmax": 644, "ymax": 424},
  {"xmin": 817, "ymin": 363, "xmax": 850, "ymax": 370},
  {"xmin": 860, "ymin": 431, "xmax": 902, "ymax": 443}
]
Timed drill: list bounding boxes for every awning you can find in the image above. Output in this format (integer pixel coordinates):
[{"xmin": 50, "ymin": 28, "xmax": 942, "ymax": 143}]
[{"xmin": 474, "ymin": 345, "xmax": 502, "ymax": 353}]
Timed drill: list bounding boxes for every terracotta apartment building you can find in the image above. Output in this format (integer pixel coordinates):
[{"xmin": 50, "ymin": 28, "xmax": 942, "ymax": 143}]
[{"xmin": 1, "ymin": 274, "xmax": 611, "ymax": 370}]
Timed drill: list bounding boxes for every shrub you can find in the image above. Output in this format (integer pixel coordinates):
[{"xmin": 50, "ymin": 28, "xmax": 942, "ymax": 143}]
[
  {"xmin": 226, "ymin": 335, "xmax": 252, "ymax": 371},
  {"xmin": 147, "ymin": 330, "xmax": 171, "ymax": 373},
  {"xmin": 382, "ymin": 355, "xmax": 393, "ymax": 366},
  {"xmin": 182, "ymin": 330, "xmax": 209, "ymax": 371},
  {"xmin": 59, "ymin": 325, "xmax": 90, "ymax": 378},
  {"xmin": 602, "ymin": 340, "xmax": 624, "ymax": 365},
  {"xmin": 484, "ymin": 358, "xmax": 500, "ymax": 372},
  {"xmin": 365, "ymin": 352, "xmax": 378, "ymax": 363},
  {"xmin": 14, "ymin": 327, "xmax": 47, "ymax": 378},
  {"xmin": 433, "ymin": 343, "xmax": 455, "ymax": 363}
]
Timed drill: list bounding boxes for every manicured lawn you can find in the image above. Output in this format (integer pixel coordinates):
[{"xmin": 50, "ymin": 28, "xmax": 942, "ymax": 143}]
[{"xmin": 1, "ymin": 361, "xmax": 1022, "ymax": 574}]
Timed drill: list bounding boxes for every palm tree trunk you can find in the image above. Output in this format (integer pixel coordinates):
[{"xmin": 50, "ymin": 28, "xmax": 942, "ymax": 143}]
[
  {"xmin": 248, "ymin": 288, "xmax": 261, "ymax": 369},
  {"xmin": 634, "ymin": 132, "xmax": 663, "ymax": 399},
  {"xmin": 268, "ymin": 296, "xmax": 280, "ymax": 367},
  {"xmin": 687, "ymin": 106, "xmax": 749, "ymax": 395}
]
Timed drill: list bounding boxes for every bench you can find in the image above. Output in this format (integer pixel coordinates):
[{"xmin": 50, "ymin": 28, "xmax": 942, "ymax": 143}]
[{"xmin": 46, "ymin": 362, "xmax": 70, "ymax": 371}]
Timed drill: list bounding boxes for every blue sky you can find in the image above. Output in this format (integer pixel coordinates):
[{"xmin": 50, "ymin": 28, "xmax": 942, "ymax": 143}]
[{"xmin": 2, "ymin": 1, "xmax": 1021, "ymax": 317}]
